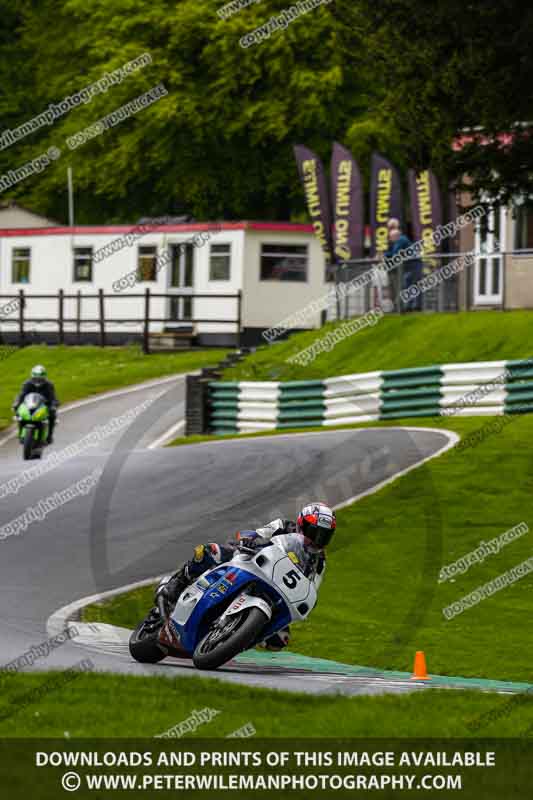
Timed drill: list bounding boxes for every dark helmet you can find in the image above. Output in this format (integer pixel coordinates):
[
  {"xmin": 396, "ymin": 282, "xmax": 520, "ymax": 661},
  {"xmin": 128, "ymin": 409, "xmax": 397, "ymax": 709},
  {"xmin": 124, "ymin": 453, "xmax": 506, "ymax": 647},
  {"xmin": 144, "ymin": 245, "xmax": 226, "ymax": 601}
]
[{"xmin": 296, "ymin": 502, "xmax": 336, "ymax": 548}]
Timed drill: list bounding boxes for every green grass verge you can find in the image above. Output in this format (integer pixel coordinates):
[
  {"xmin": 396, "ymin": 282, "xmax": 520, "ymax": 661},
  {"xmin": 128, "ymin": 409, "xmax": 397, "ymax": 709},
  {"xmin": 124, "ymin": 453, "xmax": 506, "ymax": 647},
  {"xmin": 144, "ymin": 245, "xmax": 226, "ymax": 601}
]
[
  {"xmin": 222, "ymin": 310, "xmax": 533, "ymax": 382},
  {"xmin": 1, "ymin": 671, "xmax": 532, "ymax": 737},
  {"xmin": 0, "ymin": 344, "xmax": 229, "ymax": 432},
  {"xmin": 86, "ymin": 413, "xmax": 533, "ymax": 684}
]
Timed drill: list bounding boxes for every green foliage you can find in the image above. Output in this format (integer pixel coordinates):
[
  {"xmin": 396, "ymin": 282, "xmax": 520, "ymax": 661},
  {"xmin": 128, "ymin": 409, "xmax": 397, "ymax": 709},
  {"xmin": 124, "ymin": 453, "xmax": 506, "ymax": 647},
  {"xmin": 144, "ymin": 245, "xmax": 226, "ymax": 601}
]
[
  {"xmin": 0, "ymin": 0, "xmax": 369, "ymax": 222},
  {"xmin": 336, "ymin": 0, "xmax": 533, "ymax": 206},
  {"xmin": 0, "ymin": 0, "xmax": 528, "ymax": 220}
]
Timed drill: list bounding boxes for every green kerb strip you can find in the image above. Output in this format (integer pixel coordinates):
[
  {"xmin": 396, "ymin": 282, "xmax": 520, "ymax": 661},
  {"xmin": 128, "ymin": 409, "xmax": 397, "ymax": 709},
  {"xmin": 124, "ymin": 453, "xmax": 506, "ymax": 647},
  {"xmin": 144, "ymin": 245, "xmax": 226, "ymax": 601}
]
[
  {"xmin": 505, "ymin": 386, "xmax": 533, "ymax": 399},
  {"xmin": 279, "ymin": 388, "xmax": 325, "ymax": 401},
  {"xmin": 211, "ymin": 426, "xmax": 239, "ymax": 435},
  {"xmin": 382, "ymin": 366, "xmax": 442, "ymax": 379},
  {"xmin": 279, "ymin": 408, "xmax": 325, "ymax": 421},
  {"xmin": 278, "ymin": 399, "xmax": 325, "ymax": 410},
  {"xmin": 281, "ymin": 380, "xmax": 324, "ymax": 389},
  {"xmin": 211, "ymin": 410, "xmax": 239, "ymax": 421},
  {"xmin": 207, "ymin": 361, "xmax": 533, "ymax": 433},
  {"xmin": 381, "ymin": 387, "xmax": 443, "ymax": 401},
  {"xmin": 209, "ymin": 381, "xmax": 241, "ymax": 390},
  {"xmin": 382, "ymin": 375, "xmax": 442, "ymax": 390},
  {"xmin": 234, "ymin": 650, "xmax": 533, "ymax": 694},
  {"xmin": 380, "ymin": 407, "xmax": 442, "ymax": 420},
  {"xmin": 381, "ymin": 396, "xmax": 442, "ymax": 412},
  {"xmin": 277, "ymin": 419, "xmax": 324, "ymax": 429},
  {"xmin": 505, "ymin": 402, "xmax": 533, "ymax": 414}
]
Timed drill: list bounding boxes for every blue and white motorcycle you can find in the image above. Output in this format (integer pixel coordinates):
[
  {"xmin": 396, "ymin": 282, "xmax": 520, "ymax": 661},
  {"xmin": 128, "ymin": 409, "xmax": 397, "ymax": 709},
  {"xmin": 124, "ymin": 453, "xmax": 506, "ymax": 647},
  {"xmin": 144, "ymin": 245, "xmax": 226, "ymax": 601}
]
[{"xmin": 129, "ymin": 534, "xmax": 318, "ymax": 670}]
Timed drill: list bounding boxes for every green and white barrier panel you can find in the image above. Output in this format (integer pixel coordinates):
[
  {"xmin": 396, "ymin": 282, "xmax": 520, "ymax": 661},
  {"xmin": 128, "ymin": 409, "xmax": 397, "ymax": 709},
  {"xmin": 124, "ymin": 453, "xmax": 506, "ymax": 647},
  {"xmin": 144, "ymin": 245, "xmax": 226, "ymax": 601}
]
[{"xmin": 208, "ymin": 359, "xmax": 533, "ymax": 434}]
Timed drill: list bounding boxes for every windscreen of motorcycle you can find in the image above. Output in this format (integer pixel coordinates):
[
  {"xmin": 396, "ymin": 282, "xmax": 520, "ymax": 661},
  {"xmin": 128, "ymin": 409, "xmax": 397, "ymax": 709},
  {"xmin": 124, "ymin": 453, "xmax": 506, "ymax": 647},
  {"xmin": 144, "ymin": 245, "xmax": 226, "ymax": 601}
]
[
  {"xmin": 272, "ymin": 532, "xmax": 317, "ymax": 576},
  {"xmin": 24, "ymin": 392, "xmax": 44, "ymax": 411}
]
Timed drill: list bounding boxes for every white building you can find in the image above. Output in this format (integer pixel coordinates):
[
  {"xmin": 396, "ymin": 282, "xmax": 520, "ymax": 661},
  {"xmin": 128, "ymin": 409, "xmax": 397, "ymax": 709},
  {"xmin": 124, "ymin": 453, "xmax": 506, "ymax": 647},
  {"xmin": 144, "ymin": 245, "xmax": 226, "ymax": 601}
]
[
  {"xmin": 0, "ymin": 221, "xmax": 333, "ymax": 346},
  {"xmin": 0, "ymin": 201, "xmax": 60, "ymax": 229}
]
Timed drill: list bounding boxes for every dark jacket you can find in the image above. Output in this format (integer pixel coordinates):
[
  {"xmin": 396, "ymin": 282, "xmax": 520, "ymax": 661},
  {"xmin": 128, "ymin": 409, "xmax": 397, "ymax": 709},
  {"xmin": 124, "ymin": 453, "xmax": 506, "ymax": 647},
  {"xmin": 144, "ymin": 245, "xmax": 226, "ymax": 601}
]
[
  {"xmin": 385, "ymin": 234, "xmax": 422, "ymax": 273},
  {"xmin": 14, "ymin": 379, "xmax": 59, "ymax": 409}
]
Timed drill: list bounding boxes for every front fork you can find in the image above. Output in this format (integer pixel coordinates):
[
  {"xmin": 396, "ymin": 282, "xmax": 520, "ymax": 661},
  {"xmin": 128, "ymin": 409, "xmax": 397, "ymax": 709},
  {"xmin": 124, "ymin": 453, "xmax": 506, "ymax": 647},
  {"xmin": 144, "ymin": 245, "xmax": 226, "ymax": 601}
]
[{"xmin": 20, "ymin": 425, "xmax": 43, "ymax": 443}]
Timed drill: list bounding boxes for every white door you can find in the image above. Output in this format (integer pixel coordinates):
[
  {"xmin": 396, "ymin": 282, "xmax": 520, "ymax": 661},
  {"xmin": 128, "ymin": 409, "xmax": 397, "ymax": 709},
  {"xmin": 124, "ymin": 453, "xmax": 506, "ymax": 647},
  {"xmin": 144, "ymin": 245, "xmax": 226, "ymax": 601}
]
[
  {"xmin": 474, "ymin": 206, "xmax": 505, "ymax": 305},
  {"xmin": 169, "ymin": 243, "xmax": 194, "ymax": 320}
]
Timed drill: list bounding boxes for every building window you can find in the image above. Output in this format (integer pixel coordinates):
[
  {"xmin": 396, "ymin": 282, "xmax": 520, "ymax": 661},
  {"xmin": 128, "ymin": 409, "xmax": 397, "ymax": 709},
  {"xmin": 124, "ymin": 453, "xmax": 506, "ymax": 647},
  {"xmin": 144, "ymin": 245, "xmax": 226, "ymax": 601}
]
[
  {"xmin": 209, "ymin": 243, "xmax": 231, "ymax": 281},
  {"xmin": 11, "ymin": 248, "xmax": 31, "ymax": 283},
  {"xmin": 73, "ymin": 247, "xmax": 93, "ymax": 282},
  {"xmin": 514, "ymin": 206, "xmax": 533, "ymax": 250},
  {"xmin": 137, "ymin": 246, "xmax": 158, "ymax": 282},
  {"xmin": 260, "ymin": 244, "xmax": 308, "ymax": 282}
]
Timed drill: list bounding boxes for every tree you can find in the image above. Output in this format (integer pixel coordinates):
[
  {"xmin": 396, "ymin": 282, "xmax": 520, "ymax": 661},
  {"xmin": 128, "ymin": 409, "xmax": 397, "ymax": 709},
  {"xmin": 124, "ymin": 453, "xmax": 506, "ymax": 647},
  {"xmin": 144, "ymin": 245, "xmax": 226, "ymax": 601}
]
[
  {"xmin": 334, "ymin": 0, "xmax": 533, "ymax": 206},
  {"xmin": 0, "ymin": 0, "xmax": 376, "ymax": 222}
]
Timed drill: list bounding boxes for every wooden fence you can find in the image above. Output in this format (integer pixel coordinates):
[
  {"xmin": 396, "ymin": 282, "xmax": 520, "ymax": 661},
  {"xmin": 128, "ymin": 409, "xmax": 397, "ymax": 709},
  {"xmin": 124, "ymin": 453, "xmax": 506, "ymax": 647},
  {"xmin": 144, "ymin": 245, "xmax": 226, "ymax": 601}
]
[{"xmin": 0, "ymin": 288, "xmax": 242, "ymax": 353}]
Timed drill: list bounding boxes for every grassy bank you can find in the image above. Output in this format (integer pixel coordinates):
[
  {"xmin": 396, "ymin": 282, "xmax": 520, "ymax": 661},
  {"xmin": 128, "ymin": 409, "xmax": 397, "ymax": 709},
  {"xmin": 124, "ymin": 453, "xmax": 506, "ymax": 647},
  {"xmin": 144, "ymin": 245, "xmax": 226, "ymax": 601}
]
[
  {"xmin": 223, "ymin": 311, "xmax": 533, "ymax": 382},
  {"xmin": 0, "ymin": 345, "xmax": 229, "ymax": 432},
  {"xmin": 1, "ymin": 671, "xmax": 531, "ymax": 737},
  {"xmin": 85, "ymin": 412, "xmax": 533, "ymax": 684}
]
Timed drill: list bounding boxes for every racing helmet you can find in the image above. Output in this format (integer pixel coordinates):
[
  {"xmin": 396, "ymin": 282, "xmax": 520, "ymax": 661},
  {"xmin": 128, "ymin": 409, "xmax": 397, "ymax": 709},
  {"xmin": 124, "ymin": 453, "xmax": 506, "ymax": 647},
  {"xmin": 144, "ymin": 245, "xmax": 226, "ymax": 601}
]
[
  {"xmin": 296, "ymin": 502, "xmax": 336, "ymax": 548},
  {"xmin": 31, "ymin": 365, "xmax": 47, "ymax": 386}
]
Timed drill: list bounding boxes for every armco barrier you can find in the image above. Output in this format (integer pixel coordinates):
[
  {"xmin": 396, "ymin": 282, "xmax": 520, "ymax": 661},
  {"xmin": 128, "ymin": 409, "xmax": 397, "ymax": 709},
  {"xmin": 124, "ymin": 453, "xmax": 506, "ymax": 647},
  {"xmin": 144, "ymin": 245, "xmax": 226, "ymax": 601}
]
[{"xmin": 208, "ymin": 359, "xmax": 533, "ymax": 434}]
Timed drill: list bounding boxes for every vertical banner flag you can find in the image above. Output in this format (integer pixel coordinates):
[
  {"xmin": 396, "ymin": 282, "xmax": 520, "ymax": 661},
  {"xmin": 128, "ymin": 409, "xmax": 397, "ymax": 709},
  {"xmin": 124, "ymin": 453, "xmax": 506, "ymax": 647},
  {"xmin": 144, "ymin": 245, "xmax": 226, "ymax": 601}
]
[
  {"xmin": 408, "ymin": 168, "xmax": 443, "ymax": 268},
  {"xmin": 370, "ymin": 152, "xmax": 403, "ymax": 258},
  {"xmin": 294, "ymin": 145, "xmax": 334, "ymax": 266},
  {"xmin": 330, "ymin": 142, "xmax": 364, "ymax": 262}
]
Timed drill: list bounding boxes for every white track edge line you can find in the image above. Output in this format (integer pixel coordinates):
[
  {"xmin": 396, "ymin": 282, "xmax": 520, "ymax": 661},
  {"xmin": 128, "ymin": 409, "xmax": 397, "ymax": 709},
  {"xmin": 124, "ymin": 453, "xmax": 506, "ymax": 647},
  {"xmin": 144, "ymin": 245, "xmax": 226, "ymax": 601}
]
[
  {"xmin": 147, "ymin": 419, "xmax": 186, "ymax": 450},
  {"xmin": 47, "ymin": 575, "xmax": 165, "ymax": 637}
]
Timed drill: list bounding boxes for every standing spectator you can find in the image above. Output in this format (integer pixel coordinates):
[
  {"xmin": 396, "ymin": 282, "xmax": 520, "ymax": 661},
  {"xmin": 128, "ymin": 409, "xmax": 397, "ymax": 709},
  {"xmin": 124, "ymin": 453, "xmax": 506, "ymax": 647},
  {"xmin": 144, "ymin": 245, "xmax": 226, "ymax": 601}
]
[{"xmin": 385, "ymin": 220, "xmax": 422, "ymax": 311}]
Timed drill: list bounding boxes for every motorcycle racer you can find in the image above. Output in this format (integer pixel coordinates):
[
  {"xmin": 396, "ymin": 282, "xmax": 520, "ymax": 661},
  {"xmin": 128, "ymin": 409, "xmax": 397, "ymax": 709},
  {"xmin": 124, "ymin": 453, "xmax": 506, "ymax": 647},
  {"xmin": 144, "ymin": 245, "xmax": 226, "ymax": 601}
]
[
  {"xmin": 156, "ymin": 502, "xmax": 336, "ymax": 651},
  {"xmin": 13, "ymin": 365, "xmax": 59, "ymax": 444}
]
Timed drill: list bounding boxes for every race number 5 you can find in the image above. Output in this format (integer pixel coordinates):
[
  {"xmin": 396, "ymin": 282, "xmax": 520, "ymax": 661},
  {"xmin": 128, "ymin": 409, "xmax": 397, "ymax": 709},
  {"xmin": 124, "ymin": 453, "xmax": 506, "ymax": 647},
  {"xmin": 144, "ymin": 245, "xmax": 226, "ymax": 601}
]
[{"xmin": 283, "ymin": 569, "xmax": 302, "ymax": 589}]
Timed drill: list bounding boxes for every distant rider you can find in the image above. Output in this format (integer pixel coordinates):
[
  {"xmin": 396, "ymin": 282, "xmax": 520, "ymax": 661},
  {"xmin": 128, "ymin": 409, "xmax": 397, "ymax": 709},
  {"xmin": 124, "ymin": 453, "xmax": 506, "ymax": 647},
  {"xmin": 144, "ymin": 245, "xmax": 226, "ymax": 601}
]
[
  {"xmin": 13, "ymin": 365, "xmax": 59, "ymax": 444},
  {"xmin": 156, "ymin": 502, "xmax": 336, "ymax": 651}
]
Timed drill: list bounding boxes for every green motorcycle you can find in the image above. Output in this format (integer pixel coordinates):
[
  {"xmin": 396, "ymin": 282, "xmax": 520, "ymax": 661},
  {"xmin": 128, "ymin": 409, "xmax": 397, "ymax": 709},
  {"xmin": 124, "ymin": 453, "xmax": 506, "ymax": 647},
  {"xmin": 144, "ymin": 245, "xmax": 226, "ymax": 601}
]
[{"xmin": 15, "ymin": 393, "xmax": 50, "ymax": 460}]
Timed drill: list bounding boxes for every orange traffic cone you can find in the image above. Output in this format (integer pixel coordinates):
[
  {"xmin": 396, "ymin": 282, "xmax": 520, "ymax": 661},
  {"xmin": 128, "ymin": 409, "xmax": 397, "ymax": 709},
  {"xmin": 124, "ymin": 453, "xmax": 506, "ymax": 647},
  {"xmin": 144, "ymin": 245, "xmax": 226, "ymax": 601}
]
[{"xmin": 411, "ymin": 650, "xmax": 430, "ymax": 680}]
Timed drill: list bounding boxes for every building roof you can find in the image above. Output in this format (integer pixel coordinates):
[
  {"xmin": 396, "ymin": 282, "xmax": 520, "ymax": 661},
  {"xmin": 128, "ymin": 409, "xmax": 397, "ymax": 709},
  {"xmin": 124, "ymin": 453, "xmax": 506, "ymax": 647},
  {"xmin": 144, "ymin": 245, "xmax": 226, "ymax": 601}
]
[
  {"xmin": 452, "ymin": 123, "xmax": 532, "ymax": 151},
  {"xmin": 0, "ymin": 201, "xmax": 61, "ymax": 227},
  {"xmin": 0, "ymin": 221, "xmax": 315, "ymax": 237}
]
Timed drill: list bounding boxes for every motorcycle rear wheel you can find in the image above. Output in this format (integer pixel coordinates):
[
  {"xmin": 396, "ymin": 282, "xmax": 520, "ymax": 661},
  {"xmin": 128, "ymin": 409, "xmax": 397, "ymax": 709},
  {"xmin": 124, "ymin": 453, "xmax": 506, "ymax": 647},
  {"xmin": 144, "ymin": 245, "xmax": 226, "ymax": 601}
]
[
  {"xmin": 129, "ymin": 618, "xmax": 167, "ymax": 664},
  {"xmin": 193, "ymin": 607, "xmax": 268, "ymax": 671}
]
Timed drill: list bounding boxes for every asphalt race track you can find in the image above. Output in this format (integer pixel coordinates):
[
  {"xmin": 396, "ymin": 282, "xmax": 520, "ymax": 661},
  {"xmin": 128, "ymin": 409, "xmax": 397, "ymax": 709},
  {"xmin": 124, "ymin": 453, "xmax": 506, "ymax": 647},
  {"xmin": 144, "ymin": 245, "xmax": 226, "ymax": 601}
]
[{"xmin": 0, "ymin": 374, "xmax": 459, "ymax": 696}]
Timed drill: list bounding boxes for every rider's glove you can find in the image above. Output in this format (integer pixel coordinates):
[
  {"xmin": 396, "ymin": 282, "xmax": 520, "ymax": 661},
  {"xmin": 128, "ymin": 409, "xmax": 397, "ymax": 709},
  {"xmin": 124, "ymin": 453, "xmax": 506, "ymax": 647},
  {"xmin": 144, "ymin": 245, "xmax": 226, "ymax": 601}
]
[
  {"xmin": 255, "ymin": 518, "xmax": 285, "ymax": 539},
  {"xmin": 236, "ymin": 530, "xmax": 268, "ymax": 549}
]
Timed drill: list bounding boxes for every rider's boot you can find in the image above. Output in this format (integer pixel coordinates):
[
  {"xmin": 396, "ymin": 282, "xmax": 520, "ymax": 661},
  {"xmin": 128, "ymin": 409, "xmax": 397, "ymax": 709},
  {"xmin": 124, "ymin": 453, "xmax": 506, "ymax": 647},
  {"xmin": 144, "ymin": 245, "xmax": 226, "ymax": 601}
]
[
  {"xmin": 47, "ymin": 416, "xmax": 55, "ymax": 444},
  {"xmin": 156, "ymin": 566, "xmax": 191, "ymax": 612},
  {"xmin": 258, "ymin": 626, "xmax": 291, "ymax": 652}
]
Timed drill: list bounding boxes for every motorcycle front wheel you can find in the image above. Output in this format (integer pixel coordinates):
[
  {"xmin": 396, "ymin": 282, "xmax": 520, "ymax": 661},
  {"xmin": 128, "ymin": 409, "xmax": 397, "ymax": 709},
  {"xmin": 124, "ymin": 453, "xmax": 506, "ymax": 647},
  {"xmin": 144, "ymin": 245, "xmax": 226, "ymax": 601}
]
[
  {"xmin": 23, "ymin": 428, "xmax": 34, "ymax": 461},
  {"xmin": 193, "ymin": 607, "xmax": 268, "ymax": 671}
]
